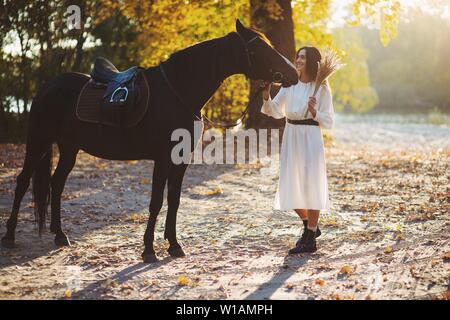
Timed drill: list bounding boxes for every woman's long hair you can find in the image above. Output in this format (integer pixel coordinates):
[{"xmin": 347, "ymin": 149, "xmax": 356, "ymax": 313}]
[{"xmin": 295, "ymin": 46, "xmax": 322, "ymax": 80}]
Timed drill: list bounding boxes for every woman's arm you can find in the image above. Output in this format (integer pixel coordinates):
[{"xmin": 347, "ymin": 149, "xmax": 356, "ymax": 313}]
[
  {"xmin": 312, "ymin": 84, "xmax": 334, "ymax": 129},
  {"xmin": 261, "ymin": 83, "xmax": 288, "ymax": 119}
]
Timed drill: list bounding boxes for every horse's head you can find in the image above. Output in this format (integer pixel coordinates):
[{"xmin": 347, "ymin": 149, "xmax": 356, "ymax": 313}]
[{"xmin": 235, "ymin": 19, "xmax": 298, "ymax": 87}]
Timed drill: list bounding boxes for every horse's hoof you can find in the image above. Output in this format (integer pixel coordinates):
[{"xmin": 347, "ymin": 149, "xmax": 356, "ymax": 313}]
[
  {"xmin": 1, "ymin": 237, "xmax": 15, "ymax": 248},
  {"xmin": 54, "ymin": 235, "xmax": 71, "ymax": 247},
  {"xmin": 142, "ymin": 253, "xmax": 159, "ymax": 263},
  {"xmin": 168, "ymin": 247, "xmax": 185, "ymax": 258}
]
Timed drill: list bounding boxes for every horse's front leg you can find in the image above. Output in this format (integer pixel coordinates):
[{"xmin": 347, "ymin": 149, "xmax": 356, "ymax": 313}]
[
  {"xmin": 164, "ymin": 163, "xmax": 188, "ymax": 257},
  {"xmin": 142, "ymin": 158, "xmax": 169, "ymax": 263}
]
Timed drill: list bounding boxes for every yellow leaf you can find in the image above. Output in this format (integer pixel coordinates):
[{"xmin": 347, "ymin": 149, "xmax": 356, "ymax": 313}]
[
  {"xmin": 204, "ymin": 187, "xmax": 223, "ymax": 196},
  {"xmin": 129, "ymin": 213, "xmax": 141, "ymax": 222},
  {"xmin": 384, "ymin": 246, "xmax": 393, "ymax": 254},
  {"xmin": 285, "ymin": 283, "xmax": 295, "ymax": 289},
  {"xmin": 322, "ymin": 218, "xmax": 339, "ymax": 227},
  {"xmin": 121, "ymin": 284, "xmax": 132, "ymax": 291},
  {"xmin": 395, "ymin": 233, "xmax": 404, "ymax": 241},
  {"xmin": 127, "ymin": 160, "xmax": 138, "ymax": 164},
  {"xmin": 340, "ymin": 265, "xmax": 353, "ymax": 275},
  {"xmin": 178, "ymin": 275, "xmax": 190, "ymax": 286},
  {"xmin": 140, "ymin": 178, "xmax": 151, "ymax": 185},
  {"xmin": 64, "ymin": 290, "xmax": 72, "ymax": 298}
]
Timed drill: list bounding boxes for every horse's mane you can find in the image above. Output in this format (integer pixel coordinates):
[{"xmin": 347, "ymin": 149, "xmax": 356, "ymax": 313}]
[
  {"xmin": 167, "ymin": 28, "xmax": 273, "ymax": 62},
  {"xmin": 248, "ymin": 28, "xmax": 273, "ymax": 47}
]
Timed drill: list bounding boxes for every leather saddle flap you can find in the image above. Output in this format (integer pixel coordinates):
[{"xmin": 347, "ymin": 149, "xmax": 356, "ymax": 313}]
[{"xmin": 76, "ymin": 70, "xmax": 150, "ymax": 128}]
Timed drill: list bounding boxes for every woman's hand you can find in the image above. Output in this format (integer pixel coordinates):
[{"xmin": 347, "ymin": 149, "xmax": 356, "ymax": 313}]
[
  {"xmin": 307, "ymin": 96, "xmax": 317, "ymax": 117},
  {"xmin": 261, "ymin": 80, "xmax": 272, "ymax": 101}
]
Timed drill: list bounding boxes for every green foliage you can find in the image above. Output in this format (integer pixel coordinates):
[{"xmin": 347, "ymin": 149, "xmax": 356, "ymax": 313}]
[
  {"xmin": 292, "ymin": 0, "xmax": 334, "ymax": 48},
  {"xmin": 361, "ymin": 10, "xmax": 450, "ymax": 113},
  {"xmin": 329, "ymin": 27, "xmax": 378, "ymax": 113},
  {"xmin": 348, "ymin": 0, "xmax": 401, "ymax": 47}
]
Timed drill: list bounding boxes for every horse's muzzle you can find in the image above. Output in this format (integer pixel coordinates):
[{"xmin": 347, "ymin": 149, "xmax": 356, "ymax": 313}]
[{"xmin": 272, "ymin": 72, "xmax": 283, "ymax": 83}]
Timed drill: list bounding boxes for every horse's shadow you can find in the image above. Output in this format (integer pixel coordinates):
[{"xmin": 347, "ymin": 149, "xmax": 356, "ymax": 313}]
[
  {"xmin": 244, "ymin": 254, "xmax": 314, "ymax": 300},
  {"xmin": 69, "ymin": 258, "xmax": 172, "ymax": 299},
  {"xmin": 0, "ymin": 217, "xmax": 120, "ymax": 270},
  {"xmin": 0, "ymin": 232, "xmax": 55, "ymax": 269},
  {"xmin": 0, "ymin": 158, "xmax": 229, "ymax": 271}
]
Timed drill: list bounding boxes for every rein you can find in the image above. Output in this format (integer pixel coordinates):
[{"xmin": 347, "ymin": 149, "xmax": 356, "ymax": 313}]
[{"xmin": 159, "ymin": 32, "xmax": 263, "ymax": 129}]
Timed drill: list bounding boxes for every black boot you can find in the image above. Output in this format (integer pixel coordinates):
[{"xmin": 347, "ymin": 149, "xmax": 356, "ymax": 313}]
[
  {"xmin": 296, "ymin": 220, "xmax": 321, "ymax": 247},
  {"xmin": 289, "ymin": 228, "xmax": 317, "ymax": 254}
]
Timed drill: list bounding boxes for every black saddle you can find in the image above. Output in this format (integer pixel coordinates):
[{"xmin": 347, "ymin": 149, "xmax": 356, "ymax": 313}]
[
  {"xmin": 90, "ymin": 57, "xmax": 144, "ymax": 126},
  {"xmin": 92, "ymin": 57, "xmax": 139, "ymax": 84}
]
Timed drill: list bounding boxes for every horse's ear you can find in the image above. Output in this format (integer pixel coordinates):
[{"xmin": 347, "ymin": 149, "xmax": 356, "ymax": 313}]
[{"xmin": 236, "ymin": 19, "xmax": 247, "ymax": 36}]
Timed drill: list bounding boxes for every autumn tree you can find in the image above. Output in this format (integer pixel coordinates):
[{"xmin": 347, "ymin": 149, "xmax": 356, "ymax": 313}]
[
  {"xmin": 0, "ymin": 0, "xmax": 415, "ymax": 141},
  {"xmin": 246, "ymin": 0, "xmax": 295, "ymax": 129}
]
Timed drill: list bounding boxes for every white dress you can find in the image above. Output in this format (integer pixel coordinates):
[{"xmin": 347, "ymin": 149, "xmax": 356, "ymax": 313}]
[{"xmin": 261, "ymin": 81, "xmax": 334, "ymax": 211}]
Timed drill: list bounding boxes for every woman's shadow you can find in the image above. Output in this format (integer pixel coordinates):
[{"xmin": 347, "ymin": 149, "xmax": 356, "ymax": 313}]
[{"xmin": 244, "ymin": 254, "xmax": 313, "ymax": 300}]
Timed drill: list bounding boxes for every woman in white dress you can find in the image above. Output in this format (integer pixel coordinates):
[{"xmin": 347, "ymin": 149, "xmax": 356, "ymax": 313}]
[{"xmin": 261, "ymin": 46, "xmax": 334, "ymax": 254}]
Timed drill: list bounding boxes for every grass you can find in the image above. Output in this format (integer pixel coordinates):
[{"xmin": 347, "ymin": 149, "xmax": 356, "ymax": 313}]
[{"xmin": 427, "ymin": 107, "xmax": 450, "ymax": 126}]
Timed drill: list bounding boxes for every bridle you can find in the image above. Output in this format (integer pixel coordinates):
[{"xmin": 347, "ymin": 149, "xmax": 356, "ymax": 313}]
[{"xmin": 159, "ymin": 32, "xmax": 285, "ymax": 128}]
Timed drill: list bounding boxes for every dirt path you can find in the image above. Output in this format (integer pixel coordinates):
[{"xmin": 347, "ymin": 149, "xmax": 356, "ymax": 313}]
[{"xmin": 1, "ymin": 115, "xmax": 449, "ymax": 300}]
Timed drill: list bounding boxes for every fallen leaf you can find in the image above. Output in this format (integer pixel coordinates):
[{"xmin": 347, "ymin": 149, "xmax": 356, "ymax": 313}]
[
  {"xmin": 120, "ymin": 284, "xmax": 132, "ymax": 291},
  {"xmin": 178, "ymin": 275, "xmax": 190, "ymax": 286},
  {"xmin": 315, "ymin": 278, "xmax": 325, "ymax": 287},
  {"xmin": 204, "ymin": 187, "xmax": 223, "ymax": 196},
  {"xmin": 395, "ymin": 233, "xmax": 404, "ymax": 241},
  {"xmin": 340, "ymin": 265, "xmax": 354, "ymax": 275},
  {"xmin": 128, "ymin": 213, "xmax": 143, "ymax": 223},
  {"xmin": 64, "ymin": 290, "xmax": 72, "ymax": 299},
  {"xmin": 384, "ymin": 246, "xmax": 393, "ymax": 254},
  {"xmin": 285, "ymin": 283, "xmax": 295, "ymax": 290},
  {"xmin": 102, "ymin": 279, "xmax": 119, "ymax": 289}
]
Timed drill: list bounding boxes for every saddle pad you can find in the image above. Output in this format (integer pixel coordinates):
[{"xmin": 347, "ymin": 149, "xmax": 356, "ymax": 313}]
[{"xmin": 76, "ymin": 70, "xmax": 150, "ymax": 127}]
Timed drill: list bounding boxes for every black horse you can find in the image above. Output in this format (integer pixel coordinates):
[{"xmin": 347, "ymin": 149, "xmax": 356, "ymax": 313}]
[{"xmin": 1, "ymin": 19, "xmax": 298, "ymax": 263}]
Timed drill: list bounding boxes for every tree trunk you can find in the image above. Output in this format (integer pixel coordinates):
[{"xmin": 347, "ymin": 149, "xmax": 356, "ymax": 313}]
[
  {"xmin": 246, "ymin": 0, "xmax": 296, "ymax": 129},
  {"xmin": 72, "ymin": 32, "xmax": 86, "ymax": 72},
  {"xmin": 72, "ymin": 1, "xmax": 87, "ymax": 72}
]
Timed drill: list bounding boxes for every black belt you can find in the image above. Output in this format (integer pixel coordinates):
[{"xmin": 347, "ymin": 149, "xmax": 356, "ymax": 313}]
[{"xmin": 286, "ymin": 118, "xmax": 319, "ymax": 126}]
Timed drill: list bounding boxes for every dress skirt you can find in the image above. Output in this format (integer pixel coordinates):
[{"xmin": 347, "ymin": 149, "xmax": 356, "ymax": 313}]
[{"xmin": 274, "ymin": 122, "xmax": 331, "ymax": 211}]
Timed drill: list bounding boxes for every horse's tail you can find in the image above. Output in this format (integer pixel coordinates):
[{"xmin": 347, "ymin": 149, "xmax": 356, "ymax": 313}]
[
  {"xmin": 27, "ymin": 73, "xmax": 82, "ymax": 235},
  {"xmin": 28, "ymin": 82, "xmax": 54, "ymax": 235},
  {"xmin": 32, "ymin": 147, "xmax": 52, "ymax": 235}
]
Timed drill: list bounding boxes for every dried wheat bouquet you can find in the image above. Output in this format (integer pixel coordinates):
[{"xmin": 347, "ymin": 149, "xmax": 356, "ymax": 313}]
[{"xmin": 303, "ymin": 49, "xmax": 344, "ymax": 118}]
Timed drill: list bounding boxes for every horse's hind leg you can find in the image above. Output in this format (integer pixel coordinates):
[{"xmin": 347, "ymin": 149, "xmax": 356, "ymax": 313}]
[
  {"xmin": 1, "ymin": 146, "xmax": 50, "ymax": 248},
  {"xmin": 50, "ymin": 144, "xmax": 78, "ymax": 247}
]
